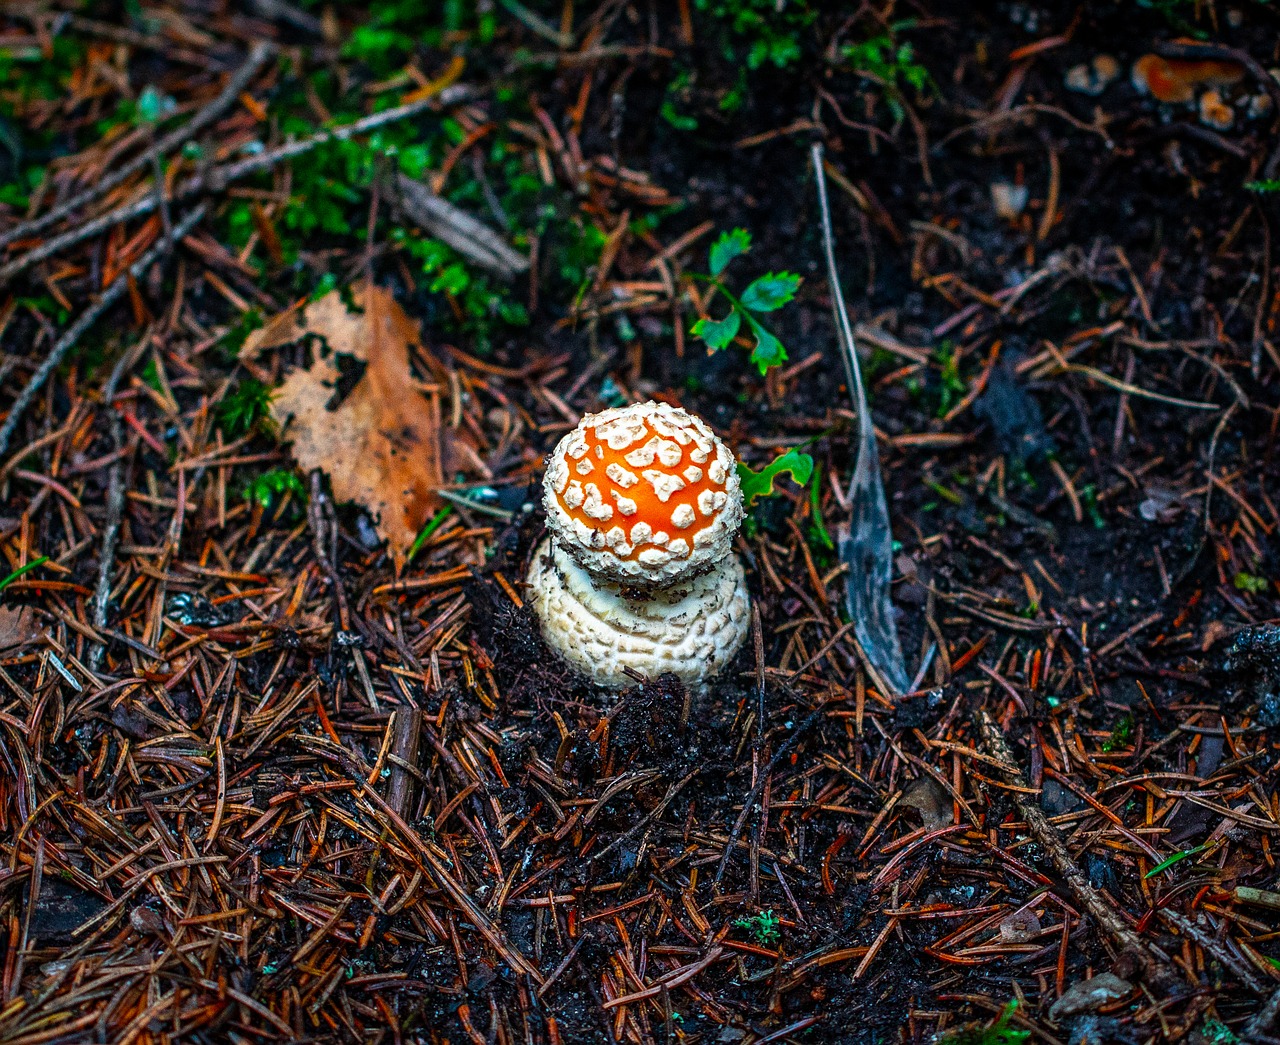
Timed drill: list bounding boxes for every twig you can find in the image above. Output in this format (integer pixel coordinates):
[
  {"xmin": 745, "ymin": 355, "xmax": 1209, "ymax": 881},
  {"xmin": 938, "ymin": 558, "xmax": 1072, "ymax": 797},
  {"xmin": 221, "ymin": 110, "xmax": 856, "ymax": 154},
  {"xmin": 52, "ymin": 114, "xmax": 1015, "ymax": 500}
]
[
  {"xmin": 0, "ymin": 89, "xmax": 470, "ymax": 285},
  {"xmin": 0, "ymin": 41, "xmax": 273, "ymax": 253},
  {"xmin": 1158, "ymin": 910, "xmax": 1269, "ymax": 996},
  {"xmin": 536, "ymin": 937, "xmax": 586, "ymax": 998},
  {"xmin": 307, "ymin": 470, "xmax": 351, "ymax": 633},
  {"xmin": 974, "ymin": 708, "xmax": 1181, "ymax": 991},
  {"xmin": 88, "ymin": 340, "xmax": 148, "ymax": 672},
  {"xmin": 496, "ymin": 0, "xmax": 574, "ymax": 47},
  {"xmin": 384, "ymin": 708, "xmax": 423, "ymax": 821},
  {"xmin": 589, "ymin": 766, "xmax": 700, "ymax": 865},
  {"xmin": 714, "ymin": 703, "xmax": 827, "ymax": 889},
  {"xmin": 392, "ymin": 172, "xmax": 530, "ymax": 279},
  {"xmin": 0, "ymin": 203, "xmax": 207, "ymax": 461},
  {"xmin": 1244, "ymin": 987, "xmax": 1280, "ymax": 1042},
  {"xmin": 245, "ymin": 0, "xmax": 325, "ymax": 35}
]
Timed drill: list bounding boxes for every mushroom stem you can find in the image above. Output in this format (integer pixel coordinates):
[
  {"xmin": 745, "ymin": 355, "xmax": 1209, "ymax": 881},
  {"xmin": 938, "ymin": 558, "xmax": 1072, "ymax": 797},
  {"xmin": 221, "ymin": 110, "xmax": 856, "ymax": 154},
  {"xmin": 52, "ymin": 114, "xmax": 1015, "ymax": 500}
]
[{"xmin": 527, "ymin": 539, "xmax": 750, "ymax": 691}]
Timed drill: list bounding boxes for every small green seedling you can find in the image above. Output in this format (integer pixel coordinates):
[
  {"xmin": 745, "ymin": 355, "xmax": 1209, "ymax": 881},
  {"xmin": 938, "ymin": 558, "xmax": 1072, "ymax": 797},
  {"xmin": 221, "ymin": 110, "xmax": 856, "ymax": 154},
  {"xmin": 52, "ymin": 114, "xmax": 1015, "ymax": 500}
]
[
  {"xmin": 841, "ymin": 22, "xmax": 931, "ymax": 122},
  {"xmin": 1145, "ymin": 844, "xmax": 1208, "ymax": 879},
  {"xmin": 695, "ymin": 0, "xmax": 817, "ymax": 70},
  {"xmin": 737, "ymin": 449, "xmax": 814, "ymax": 507},
  {"xmin": 732, "ymin": 909, "xmax": 781, "ymax": 945},
  {"xmin": 217, "ymin": 378, "xmax": 275, "ymax": 437},
  {"xmin": 1080, "ymin": 483, "xmax": 1106, "ymax": 529},
  {"xmin": 940, "ymin": 1000, "xmax": 1030, "ymax": 1045},
  {"xmin": 0, "ymin": 556, "xmax": 49, "ymax": 598},
  {"xmin": 1102, "ymin": 713, "xmax": 1133, "ymax": 752},
  {"xmin": 244, "ymin": 469, "xmax": 306, "ymax": 510},
  {"xmin": 1234, "ymin": 572, "xmax": 1269, "ymax": 595},
  {"xmin": 689, "ymin": 229, "xmax": 800, "ymax": 375},
  {"xmin": 1200, "ymin": 1017, "xmax": 1239, "ymax": 1044},
  {"xmin": 809, "ymin": 461, "xmax": 835, "ymax": 551},
  {"xmin": 933, "ymin": 341, "xmax": 967, "ymax": 418},
  {"xmin": 408, "ymin": 506, "xmax": 453, "ymax": 563}
]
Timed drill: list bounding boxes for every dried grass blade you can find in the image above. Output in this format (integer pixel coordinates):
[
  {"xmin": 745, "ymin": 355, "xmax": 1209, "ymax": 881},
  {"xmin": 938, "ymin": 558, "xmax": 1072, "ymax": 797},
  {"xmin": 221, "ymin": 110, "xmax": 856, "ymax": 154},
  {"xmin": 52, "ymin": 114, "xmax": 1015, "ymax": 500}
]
[{"xmin": 811, "ymin": 142, "xmax": 909, "ymax": 696}]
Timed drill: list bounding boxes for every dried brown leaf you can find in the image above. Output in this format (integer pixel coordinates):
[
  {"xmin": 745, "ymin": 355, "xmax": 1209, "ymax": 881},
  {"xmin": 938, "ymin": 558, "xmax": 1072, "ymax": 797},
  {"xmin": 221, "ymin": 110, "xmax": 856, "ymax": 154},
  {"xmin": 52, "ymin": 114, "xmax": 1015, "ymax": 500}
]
[
  {"xmin": 900, "ymin": 775, "xmax": 951, "ymax": 831},
  {"xmin": 0, "ymin": 606, "xmax": 40, "ymax": 651},
  {"xmin": 240, "ymin": 290, "xmax": 359, "ymax": 360},
  {"xmin": 263, "ymin": 281, "xmax": 446, "ymax": 568}
]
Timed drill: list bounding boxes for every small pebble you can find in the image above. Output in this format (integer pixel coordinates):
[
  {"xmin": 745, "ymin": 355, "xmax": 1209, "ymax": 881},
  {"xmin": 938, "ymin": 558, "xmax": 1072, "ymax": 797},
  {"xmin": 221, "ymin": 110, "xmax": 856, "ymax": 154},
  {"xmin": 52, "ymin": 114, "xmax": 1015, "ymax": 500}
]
[{"xmin": 990, "ymin": 181, "xmax": 1029, "ymax": 220}]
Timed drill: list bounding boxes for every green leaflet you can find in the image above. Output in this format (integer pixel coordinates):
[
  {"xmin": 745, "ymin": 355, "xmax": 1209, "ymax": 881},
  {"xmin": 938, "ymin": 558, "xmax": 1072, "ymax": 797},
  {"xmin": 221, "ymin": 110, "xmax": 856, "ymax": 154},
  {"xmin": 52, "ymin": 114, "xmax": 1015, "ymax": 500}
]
[
  {"xmin": 738, "ymin": 449, "xmax": 814, "ymax": 507},
  {"xmin": 708, "ymin": 228, "xmax": 751, "ymax": 276},
  {"xmin": 1145, "ymin": 844, "xmax": 1207, "ymax": 879},
  {"xmin": 740, "ymin": 271, "xmax": 800, "ymax": 312},
  {"xmin": 691, "ymin": 310, "xmax": 741, "ymax": 350}
]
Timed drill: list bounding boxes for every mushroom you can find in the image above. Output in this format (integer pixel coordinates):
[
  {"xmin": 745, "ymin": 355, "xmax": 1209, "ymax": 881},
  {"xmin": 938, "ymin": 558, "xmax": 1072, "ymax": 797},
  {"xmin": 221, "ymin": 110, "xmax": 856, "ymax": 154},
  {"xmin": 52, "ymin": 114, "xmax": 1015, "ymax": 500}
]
[
  {"xmin": 527, "ymin": 401, "xmax": 750, "ymax": 689},
  {"xmin": 1198, "ymin": 89, "xmax": 1234, "ymax": 131},
  {"xmin": 1132, "ymin": 54, "xmax": 1244, "ymax": 105},
  {"xmin": 1064, "ymin": 53, "xmax": 1120, "ymax": 97}
]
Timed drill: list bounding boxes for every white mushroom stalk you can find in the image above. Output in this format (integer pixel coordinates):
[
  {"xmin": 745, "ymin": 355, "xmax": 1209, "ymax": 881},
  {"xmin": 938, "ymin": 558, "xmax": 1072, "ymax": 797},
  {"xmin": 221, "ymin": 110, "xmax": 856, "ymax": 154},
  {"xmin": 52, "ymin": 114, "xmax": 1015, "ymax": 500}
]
[{"xmin": 527, "ymin": 401, "xmax": 750, "ymax": 690}]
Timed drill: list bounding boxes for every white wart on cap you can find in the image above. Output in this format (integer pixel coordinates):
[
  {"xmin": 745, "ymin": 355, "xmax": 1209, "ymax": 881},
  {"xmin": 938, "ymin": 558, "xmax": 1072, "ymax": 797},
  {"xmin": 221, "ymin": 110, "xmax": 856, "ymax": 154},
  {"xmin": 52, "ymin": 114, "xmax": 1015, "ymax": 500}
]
[
  {"xmin": 542, "ymin": 401, "xmax": 743, "ymax": 588},
  {"xmin": 527, "ymin": 539, "xmax": 750, "ymax": 689}
]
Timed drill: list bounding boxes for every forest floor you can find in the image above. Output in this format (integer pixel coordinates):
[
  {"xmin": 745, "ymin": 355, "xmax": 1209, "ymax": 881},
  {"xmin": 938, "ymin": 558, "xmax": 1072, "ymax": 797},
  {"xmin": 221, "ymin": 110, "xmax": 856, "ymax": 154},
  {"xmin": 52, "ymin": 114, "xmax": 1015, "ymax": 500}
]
[{"xmin": 0, "ymin": 2, "xmax": 1278, "ymax": 1044}]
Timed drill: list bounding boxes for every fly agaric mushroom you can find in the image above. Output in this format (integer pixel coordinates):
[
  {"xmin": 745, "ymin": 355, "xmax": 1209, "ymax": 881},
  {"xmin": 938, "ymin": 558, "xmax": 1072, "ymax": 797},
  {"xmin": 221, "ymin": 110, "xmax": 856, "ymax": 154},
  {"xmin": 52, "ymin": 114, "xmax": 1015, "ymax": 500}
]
[{"xmin": 527, "ymin": 401, "xmax": 749, "ymax": 689}]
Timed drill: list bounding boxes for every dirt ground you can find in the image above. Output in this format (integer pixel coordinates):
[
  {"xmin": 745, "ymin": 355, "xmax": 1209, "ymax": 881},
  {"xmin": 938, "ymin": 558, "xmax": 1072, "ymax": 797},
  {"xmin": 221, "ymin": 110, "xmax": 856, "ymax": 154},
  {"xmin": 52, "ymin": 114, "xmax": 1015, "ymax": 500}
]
[{"xmin": 0, "ymin": 2, "xmax": 1277, "ymax": 1043}]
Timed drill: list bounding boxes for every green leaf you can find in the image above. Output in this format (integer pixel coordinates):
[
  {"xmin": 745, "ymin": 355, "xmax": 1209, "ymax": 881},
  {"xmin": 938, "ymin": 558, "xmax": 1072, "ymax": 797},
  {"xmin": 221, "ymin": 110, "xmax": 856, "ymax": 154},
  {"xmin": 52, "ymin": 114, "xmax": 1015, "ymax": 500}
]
[
  {"xmin": 809, "ymin": 462, "xmax": 834, "ymax": 551},
  {"xmin": 135, "ymin": 85, "xmax": 174, "ymax": 126},
  {"xmin": 660, "ymin": 100, "xmax": 697, "ymax": 132},
  {"xmin": 740, "ymin": 271, "xmax": 801, "ymax": 312},
  {"xmin": 1234, "ymin": 571, "xmax": 1269, "ymax": 594},
  {"xmin": 409, "ymin": 506, "xmax": 453, "ymax": 563},
  {"xmin": 244, "ymin": 469, "xmax": 306, "ymax": 510},
  {"xmin": 691, "ymin": 310, "xmax": 741, "ymax": 351},
  {"xmin": 0, "ymin": 556, "xmax": 49, "ymax": 597},
  {"xmin": 1145, "ymin": 844, "xmax": 1207, "ymax": 879},
  {"xmin": 749, "ymin": 325, "xmax": 787, "ymax": 374},
  {"xmin": 430, "ymin": 263, "xmax": 470, "ymax": 296},
  {"xmin": 738, "ymin": 449, "xmax": 814, "ymax": 507},
  {"xmin": 709, "ymin": 228, "xmax": 751, "ymax": 276}
]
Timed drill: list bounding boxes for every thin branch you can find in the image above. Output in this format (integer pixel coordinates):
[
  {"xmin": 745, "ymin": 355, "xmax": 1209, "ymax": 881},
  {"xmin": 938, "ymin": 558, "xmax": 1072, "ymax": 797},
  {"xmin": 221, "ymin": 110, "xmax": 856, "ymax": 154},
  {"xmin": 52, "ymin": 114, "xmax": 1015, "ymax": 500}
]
[
  {"xmin": 975, "ymin": 708, "xmax": 1182, "ymax": 992},
  {"xmin": 88, "ymin": 339, "xmax": 148, "ymax": 672},
  {"xmin": 0, "ymin": 41, "xmax": 273, "ymax": 253},
  {"xmin": 714, "ymin": 703, "xmax": 827, "ymax": 889},
  {"xmin": 0, "ymin": 204, "xmax": 206, "ymax": 460},
  {"xmin": 0, "ymin": 88, "xmax": 470, "ymax": 286}
]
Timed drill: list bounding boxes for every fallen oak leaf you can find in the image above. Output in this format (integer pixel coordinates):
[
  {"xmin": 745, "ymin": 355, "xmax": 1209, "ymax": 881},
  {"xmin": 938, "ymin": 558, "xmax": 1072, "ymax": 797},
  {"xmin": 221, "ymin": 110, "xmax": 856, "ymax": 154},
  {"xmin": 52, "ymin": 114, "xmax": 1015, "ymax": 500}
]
[
  {"xmin": 240, "ymin": 286, "xmax": 377, "ymax": 361},
  {"xmin": 255, "ymin": 281, "xmax": 447, "ymax": 569}
]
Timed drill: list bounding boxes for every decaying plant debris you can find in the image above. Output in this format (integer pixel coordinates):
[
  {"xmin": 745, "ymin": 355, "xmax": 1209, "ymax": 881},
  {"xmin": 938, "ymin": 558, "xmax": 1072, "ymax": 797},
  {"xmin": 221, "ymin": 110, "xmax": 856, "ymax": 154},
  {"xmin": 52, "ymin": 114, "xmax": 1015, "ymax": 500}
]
[{"xmin": 0, "ymin": 4, "xmax": 1278, "ymax": 1044}]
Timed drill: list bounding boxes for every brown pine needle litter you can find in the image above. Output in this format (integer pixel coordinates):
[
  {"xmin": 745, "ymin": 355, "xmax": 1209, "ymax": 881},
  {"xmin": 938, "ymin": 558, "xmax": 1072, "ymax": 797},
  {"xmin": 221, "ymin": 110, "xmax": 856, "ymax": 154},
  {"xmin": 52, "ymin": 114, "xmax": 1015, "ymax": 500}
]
[{"xmin": 0, "ymin": 5, "xmax": 1278, "ymax": 1044}]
